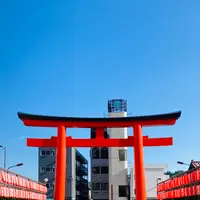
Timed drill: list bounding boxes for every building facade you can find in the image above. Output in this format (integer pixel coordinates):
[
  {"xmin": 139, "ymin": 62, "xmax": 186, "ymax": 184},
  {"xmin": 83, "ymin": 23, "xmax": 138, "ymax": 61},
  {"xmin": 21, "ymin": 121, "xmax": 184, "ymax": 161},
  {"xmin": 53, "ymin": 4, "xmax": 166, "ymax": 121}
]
[
  {"xmin": 108, "ymin": 99, "xmax": 129, "ymax": 200},
  {"xmin": 130, "ymin": 164, "xmax": 169, "ymax": 200},
  {"xmin": 90, "ymin": 128, "xmax": 109, "ymax": 200},
  {"xmin": 90, "ymin": 99, "xmax": 129, "ymax": 200},
  {"xmin": 38, "ymin": 147, "xmax": 88, "ymax": 200}
]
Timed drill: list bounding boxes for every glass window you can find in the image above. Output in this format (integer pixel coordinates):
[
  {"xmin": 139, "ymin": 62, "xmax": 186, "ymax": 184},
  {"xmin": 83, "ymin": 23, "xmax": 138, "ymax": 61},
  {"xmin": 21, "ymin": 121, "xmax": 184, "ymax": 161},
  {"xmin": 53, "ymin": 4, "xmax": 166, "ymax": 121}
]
[
  {"xmin": 92, "ymin": 182, "xmax": 100, "ymax": 190},
  {"xmin": 46, "ymin": 183, "xmax": 50, "ymax": 189},
  {"xmin": 51, "ymin": 150, "xmax": 55, "ymax": 156},
  {"xmin": 92, "ymin": 148, "xmax": 100, "ymax": 159},
  {"xmin": 51, "ymin": 167, "xmax": 55, "ymax": 172},
  {"xmin": 119, "ymin": 185, "xmax": 129, "ymax": 197},
  {"xmin": 118, "ymin": 149, "xmax": 127, "ymax": 161},
  {"xmin": 92, "ymin": 166, "xmax": 100, "ymax": 174},
  {"xmin": 46, "ymin": 150, "xmax": 50, "ymax": 156},
  {"xmin": 101, "ymin": 148, "xmax": 108, "ymax": 159},
  {"xmin": 101, "ymin": 166, "xmax": 108, "ymax": 174},
  {"xmin": 101, "ymin": 182, "xmax": 108, "ymax": 190},
  {"xmin": 46, "ymin": 167, "xmax": 51, "ymax": 172},
  {"xmin": 51, "ymin": 183, "xmax": 54, "ymax": 189},
  {"xmin": 40, "ymin": 167, "xmax": 46, "ymax": 172},
  {"xmin": 40, "ymin": 150, "xmax": 45, "ymax": 156}
]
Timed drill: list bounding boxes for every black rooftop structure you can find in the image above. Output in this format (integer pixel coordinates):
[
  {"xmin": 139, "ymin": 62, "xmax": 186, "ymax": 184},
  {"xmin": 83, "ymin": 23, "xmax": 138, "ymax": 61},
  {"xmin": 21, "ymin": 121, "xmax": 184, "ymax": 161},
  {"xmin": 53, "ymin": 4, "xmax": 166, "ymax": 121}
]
[{"xmin": 18, "ymin": 111, "xmax": 181, "ymax": 123}]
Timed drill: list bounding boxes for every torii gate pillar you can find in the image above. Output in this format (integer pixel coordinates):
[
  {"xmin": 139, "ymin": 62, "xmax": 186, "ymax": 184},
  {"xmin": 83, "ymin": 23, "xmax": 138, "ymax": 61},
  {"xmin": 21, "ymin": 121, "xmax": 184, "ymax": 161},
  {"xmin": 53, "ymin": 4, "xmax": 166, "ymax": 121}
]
[
  {"xmin": 134, "ymin": 125, "xmax": 146, "ymax": 199},
  {"xmin": 54, "ymin": 125, "xmax": 66, "ymax": 200}
]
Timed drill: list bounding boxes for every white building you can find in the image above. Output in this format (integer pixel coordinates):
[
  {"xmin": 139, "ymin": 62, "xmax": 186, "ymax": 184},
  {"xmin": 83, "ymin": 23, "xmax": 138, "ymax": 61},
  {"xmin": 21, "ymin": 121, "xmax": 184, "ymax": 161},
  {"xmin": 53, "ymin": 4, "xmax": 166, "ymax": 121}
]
[
  {"xmin": 90, "ymin": 99, "xmax": 129, "ymax": 200},
  {"xmin": 130, "ymin": 164, "xmax": 169, "ymax": 200},
  {"xmin": 108, "ymin": 99, "xmax": 128, "ymax": 200}
]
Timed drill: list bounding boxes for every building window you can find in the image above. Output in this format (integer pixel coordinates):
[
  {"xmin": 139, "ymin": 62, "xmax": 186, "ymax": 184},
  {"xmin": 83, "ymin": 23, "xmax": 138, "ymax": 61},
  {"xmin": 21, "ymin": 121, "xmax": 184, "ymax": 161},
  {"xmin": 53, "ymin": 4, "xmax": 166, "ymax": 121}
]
[
  {"xmin": 101, "ymin": 182, "xmax": 108, "ymax": 190},
  {"xmin": 40, "ymin": 149, "xmax": 55, "ymax": 156},
  {"xmin": 46, "ymin": 183, "xmax": 50, "ymax": 189},
  {"xmin": 51, "ymin": 150, "xmax": 55, "ymax": 156},
  {"xmin": 40, "ymin": 166, "xmax": 55, "ymax": 173},
  {"xmin": 119, "ymin": 185, "xmax": 129, "ymax": 197},
  {"xmin": 101, "ymin": 166, "xmax": 108, "ymax": 174},
  {"xmin": 92, "ymin": 182, "xmax": 100, "ymax": 190},
  {"xmin": 40, "ymin": 150, "xmax": 46, "ymax": 156},
  {"xmin": 46, "ymin": 167, "xmax": 51, "ymax": 172},
  {"xmin": 118, "ymin": 149, "xmax": 127, "ymax": 161},
  {"xmin": 46, "ymin": 150, "xmax": 50, "ymax": 156},
  {"xmin": 92, "ymin": 148, "xmax": 100, "ymax": 159},
  {"xmin": 51, "ymin": 183, "xmax": 54, "ymax": 189},
  {"xmin": 101, "ymin": 148, "xmax": 108, "ymax": 159},
  {"xmin": 40, "ymin": 166, "xmax": 46, "ymax": 172},
  {"xmin": 92, "ymin": 166, "xmax": 100, "ymax": 174}
]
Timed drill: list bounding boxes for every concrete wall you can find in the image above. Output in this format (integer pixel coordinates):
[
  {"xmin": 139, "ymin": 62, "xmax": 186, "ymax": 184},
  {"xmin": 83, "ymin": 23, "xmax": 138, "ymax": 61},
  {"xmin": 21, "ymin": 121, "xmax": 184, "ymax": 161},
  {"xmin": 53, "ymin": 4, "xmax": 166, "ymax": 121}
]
[
  {"xmin": 66, "ymin": 148, "xmax": 76, "ymax": 199},
  {"xmin": 91, "ymin": 127, "xmax": 109, "ymax": 200},
  {"xmin": 91, "ymin": 154, "xmax": 109, "ymax": 199},
  {"xmin": 130, "ymin": 164, "xmax": 169, "ymax": 200},
  {"xmin": 38, "ymin": 147, "xmax": 76, "ymax": 199},
  {"xmin": 108, "ymin": 112, "xmax": 128, "ymax": 200}
]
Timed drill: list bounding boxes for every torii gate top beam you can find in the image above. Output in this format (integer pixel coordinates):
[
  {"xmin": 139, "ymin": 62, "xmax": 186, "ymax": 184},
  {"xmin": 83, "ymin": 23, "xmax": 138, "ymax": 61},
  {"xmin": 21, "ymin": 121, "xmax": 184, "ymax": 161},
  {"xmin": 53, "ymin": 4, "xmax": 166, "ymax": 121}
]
[{"xmin": 18, "ymin": 111, "xmax": 181, "ymax": 128}]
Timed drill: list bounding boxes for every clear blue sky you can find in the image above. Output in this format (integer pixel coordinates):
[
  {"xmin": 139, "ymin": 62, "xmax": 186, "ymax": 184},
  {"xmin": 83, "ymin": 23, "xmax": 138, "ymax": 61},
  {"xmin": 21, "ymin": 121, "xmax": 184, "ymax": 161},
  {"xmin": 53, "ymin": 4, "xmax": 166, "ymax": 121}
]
[{"xmin": 0, "ymin": 0, "xmax": 200, "ymax": 181}]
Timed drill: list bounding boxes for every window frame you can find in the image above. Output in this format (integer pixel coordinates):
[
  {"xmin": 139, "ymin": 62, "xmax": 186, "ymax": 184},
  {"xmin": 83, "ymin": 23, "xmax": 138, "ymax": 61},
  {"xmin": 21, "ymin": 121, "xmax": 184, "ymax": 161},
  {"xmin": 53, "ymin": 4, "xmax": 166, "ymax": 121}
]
[
  {"xmin": 92, "ymin": 182, "xmax": 100, "ymax": 190},
  {"xmin": 40, "ymin": 166, "xmax": 46, "ymax": 173},
  {"xmin": 92, "ymin": 166, "xmax": 100, "ymax": 174},
  {"xmin": 40, "ymin": 150, "xmax": 46, "ymax": 156},
  {"xmin": 51, "ymin": 150, "xmax": 55, "ymax": 156},
  {"xmin": 101, "ymin": 148, "xmax": 108, "ymax": 159},
  {"xmin": 46, "ymin": 150, "xmax": 51, "ymax": 156},
  {"xmin": 101, "ymin": 182, "xmax": 108, "ymax": 191},
  {"xmin": 92, "ymin": 148, "xmax": 100, "ymax": 159},
  {"xmin": 118, "ymin": 149, "xmax": 127, "ymax": 161},
  {"xmin": 118, "ymin": 185, "xmax": 129, "ymax": 197}
]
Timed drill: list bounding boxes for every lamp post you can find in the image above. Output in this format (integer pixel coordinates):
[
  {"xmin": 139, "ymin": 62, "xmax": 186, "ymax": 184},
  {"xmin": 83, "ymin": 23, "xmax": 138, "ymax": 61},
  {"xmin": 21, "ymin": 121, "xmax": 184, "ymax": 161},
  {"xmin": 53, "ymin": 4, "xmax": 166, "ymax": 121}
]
[
  {"xmin": 0, "ymin": 145, "xmax": 6, "ymax": 169},
  {"xmin": 177, "ymin": 161, "xmax": 190, "ymax": 166},
  {"xmin": 7, "ymin": 163, "xmax": 23, "ymax": 171}
]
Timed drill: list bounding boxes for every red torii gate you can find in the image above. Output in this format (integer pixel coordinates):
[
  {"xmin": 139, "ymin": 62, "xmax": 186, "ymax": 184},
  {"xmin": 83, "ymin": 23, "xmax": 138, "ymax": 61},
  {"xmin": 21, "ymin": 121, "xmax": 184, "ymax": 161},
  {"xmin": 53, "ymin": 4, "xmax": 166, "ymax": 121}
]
[{"xmin": 17, "ymin": 111, "xmax": 181, "ymax": 200}]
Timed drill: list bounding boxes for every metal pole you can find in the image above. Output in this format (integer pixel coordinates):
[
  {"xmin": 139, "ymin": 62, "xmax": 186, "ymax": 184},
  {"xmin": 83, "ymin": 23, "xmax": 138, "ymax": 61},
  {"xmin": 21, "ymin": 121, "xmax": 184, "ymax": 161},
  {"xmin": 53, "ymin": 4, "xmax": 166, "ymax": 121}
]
[{"xmin": 4, "ymin": 147, "xmax": 6, "ymax": 170}]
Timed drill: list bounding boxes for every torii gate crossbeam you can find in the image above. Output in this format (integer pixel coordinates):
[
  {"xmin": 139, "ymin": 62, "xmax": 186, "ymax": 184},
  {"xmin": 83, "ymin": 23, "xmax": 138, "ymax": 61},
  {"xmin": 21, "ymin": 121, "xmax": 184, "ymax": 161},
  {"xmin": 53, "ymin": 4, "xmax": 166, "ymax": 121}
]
[{"xmin": 18, "ymin": 111, "xmax": 181, "ymax": 200}]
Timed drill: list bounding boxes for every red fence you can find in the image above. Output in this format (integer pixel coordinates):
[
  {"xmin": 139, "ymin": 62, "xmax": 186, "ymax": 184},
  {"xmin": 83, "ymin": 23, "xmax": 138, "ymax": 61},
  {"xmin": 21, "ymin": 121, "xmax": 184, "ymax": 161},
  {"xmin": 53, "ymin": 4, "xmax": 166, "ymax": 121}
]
[
  {"xmin": 0, "ymin": 168, "xmax": 47, "ymax": 199},
  {"xmin": 157, "ymin": 167, "xmax": 200, "ymax": 199}
]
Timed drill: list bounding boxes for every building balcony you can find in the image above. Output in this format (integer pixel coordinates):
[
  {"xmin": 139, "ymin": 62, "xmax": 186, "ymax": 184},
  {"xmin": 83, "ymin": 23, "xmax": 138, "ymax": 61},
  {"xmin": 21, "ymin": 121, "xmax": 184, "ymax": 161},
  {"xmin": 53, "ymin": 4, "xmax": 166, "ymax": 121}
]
[
  {"xmin": 76, "ymin": 165, "xmax": 88, "ymax": 175},
  {"xmin": 76, "ymin": 177, "xmax": 88, "ymax": 186},
  {"xmin": 76, "ymin": 150, "xmax": 88, "ymax": 164}
]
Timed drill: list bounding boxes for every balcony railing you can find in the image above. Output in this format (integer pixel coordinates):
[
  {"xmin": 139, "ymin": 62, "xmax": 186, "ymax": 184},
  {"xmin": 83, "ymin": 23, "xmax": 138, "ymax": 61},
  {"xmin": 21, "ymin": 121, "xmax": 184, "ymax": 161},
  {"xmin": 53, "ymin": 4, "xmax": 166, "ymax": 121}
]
[
  {"xmin": 76, "ymin": 165, "xmax": 88, "ymax": 175},
  {"xmin": 76, "ymin": 150, "xmax": 88, "ymax": 164}
]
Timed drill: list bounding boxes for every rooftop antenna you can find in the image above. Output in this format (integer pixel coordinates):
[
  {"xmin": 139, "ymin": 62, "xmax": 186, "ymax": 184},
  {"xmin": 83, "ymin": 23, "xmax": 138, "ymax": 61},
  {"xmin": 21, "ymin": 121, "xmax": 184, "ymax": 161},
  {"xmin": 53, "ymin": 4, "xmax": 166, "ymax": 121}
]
[{"xmin": 103, "ymin": 112, "xmax": 108, "ymax": 118}]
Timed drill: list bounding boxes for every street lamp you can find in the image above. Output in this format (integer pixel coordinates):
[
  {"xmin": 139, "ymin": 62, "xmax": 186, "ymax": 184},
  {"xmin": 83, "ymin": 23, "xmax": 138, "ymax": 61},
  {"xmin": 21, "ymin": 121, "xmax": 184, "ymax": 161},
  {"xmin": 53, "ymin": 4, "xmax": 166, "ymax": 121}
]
[
  {"xmin": 7, "ymin": 163, "xmax": 23, "ymax": 171},
  {"xmin": 177, "ymin": 161, "xmax": 190, "ymax": 166},
  {"xmin": 0, "ymin": 145, "xmax": 6, "ymax": 169}
]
